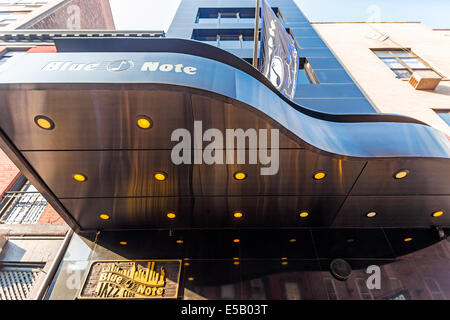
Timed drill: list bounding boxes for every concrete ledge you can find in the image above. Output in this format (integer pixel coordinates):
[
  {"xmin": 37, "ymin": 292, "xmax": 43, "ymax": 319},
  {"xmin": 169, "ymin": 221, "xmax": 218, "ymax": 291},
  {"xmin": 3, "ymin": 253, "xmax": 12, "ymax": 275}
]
[{"xmin": 0, "ymin": 223, "xmax": 69, "ymax": 236}]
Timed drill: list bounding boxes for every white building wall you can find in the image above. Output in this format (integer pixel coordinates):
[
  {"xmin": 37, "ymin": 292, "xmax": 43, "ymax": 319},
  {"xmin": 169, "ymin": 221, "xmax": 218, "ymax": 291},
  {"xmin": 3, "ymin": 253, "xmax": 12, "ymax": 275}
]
[{"xmin": 312, "ymin": 22, "xmax": 450, "ymax": 136}]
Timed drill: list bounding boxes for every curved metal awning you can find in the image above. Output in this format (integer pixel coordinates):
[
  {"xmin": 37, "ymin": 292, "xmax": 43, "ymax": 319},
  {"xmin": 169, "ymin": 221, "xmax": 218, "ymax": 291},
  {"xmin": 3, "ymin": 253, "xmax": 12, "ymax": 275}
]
[{"xmin": 0, "ymin": 38, "xmax": 448, "ymax": 234}]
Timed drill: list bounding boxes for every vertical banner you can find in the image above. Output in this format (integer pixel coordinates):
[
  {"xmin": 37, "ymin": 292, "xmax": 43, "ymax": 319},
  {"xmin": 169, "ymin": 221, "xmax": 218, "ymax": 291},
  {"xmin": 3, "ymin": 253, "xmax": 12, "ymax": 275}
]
[{"xmin": 259, "ymin": 0, "xmax": 299, "ymax": 100}]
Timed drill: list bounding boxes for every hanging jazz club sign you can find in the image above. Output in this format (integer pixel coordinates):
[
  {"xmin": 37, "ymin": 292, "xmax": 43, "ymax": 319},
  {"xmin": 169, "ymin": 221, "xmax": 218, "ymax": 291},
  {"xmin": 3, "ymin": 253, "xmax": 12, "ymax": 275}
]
[
  {"xmin": 78, "ymin": 260, "xmax": 181, "ymax": 299},
  {"xmin": 260, "ymin": 0, "xmax": 299, "ymax": 100}
]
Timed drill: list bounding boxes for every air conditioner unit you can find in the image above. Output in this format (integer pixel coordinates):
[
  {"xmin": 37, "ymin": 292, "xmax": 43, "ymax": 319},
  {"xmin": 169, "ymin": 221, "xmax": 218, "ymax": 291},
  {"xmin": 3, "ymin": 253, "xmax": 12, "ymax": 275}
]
[{"xmin": 409, "ymin": 70, "xmax": 442, "ymax": 90}]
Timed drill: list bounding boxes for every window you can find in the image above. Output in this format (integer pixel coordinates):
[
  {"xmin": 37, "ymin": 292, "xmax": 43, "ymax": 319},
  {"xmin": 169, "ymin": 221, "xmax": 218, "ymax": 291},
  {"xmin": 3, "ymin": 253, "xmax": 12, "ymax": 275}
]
[
  {"xmin": 195, "ymin": 7, "xmax": 284, "ymax": 24},
  {"xmin": 192, "ymin": 28, "xmax": 256, "ymax": 49},
  {"xmin": 323, "ymin": 277, "xmax": 339, "ymax": 300},
  {"xmin": 355, "ymin": 278, "xmax": 373, "ymax": 300},
  {"xmin": 424, "ymin": 278, "xmax": 446, "ymax": 300},
  {"xmin": 434, "ymin": 110, "xmax": 450, "ymax": 126},
  {"xmin": 372, "ymin": 49, "xmax": 443, "ymax": 79},
  {"xmin": 0, "ymin": 264, "xmax": 43, "ymax": 300},
  {"xmin": 0, "ymin": 178, "xmax": 47, "ymax": 224}
]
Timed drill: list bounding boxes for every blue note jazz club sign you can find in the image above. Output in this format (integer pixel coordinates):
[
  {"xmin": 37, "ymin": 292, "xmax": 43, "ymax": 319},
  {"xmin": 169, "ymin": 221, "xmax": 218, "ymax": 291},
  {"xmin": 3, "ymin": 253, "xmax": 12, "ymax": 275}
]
[{"xmin": 260, "ymin": 0, "xmax": 299, "ymax": 100}]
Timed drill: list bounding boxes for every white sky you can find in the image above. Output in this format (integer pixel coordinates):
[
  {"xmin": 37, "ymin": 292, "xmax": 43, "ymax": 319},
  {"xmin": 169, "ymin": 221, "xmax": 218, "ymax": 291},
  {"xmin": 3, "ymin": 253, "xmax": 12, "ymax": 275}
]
[
  {"xmin": 109, "ymin": 0, "xmax": 450, "ymax": 31},
  {"xmin": 109, "ymin": 0, "xmax": 182, "ymax": 31}
]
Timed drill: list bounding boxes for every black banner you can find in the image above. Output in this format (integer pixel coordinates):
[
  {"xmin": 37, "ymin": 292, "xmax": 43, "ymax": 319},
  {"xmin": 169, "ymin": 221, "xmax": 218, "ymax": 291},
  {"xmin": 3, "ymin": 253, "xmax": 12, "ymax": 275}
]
[{"xmin": 259, "ymin": 0, "xmax": 299, "ymax": 100}]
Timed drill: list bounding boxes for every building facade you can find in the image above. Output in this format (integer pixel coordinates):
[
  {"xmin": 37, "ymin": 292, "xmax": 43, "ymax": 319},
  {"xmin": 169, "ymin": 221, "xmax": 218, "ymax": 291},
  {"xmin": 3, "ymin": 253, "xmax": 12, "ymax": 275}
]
[
  {"xmin": 0, "ymin": 0, "xmax": 449, "ymax": 301},
  {"xmin": 0, "ymin": 0, "xmax": 115, "ymax": 300}
]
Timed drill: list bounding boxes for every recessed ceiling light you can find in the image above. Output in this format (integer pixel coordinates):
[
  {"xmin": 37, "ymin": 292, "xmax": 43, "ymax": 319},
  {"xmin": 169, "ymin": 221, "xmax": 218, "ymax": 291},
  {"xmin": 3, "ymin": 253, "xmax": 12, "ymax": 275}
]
[
  {"xmin": 99, "ymin": 213, "xmax": 110, "ymax": 220},
  {"xmin": 233, "ymin": 212, "xmax": 243, "ymax": 218},
  {"xmin": 432, "ymin": 211, "xmax": 444, "ymax": 218},
  {"xmin": 299, "ymin": 211, "xmax": 309, "ymax": 218},
  {"xmin": 119, "ymin": 241, "xmax": 127, "ymax": 245},
  {"xmin": 136, "ymin": 116, "xmax": 152, "ymax": 129},
  {"xmin": 176, "ymin": 240, "xmax": 184, "ymax": 244},
  {"xmin": 233, "ymin": 172, "xmax": 247, "ymax": 180},
  {"xmin": 167, "ymin": 212, "xmax": 176, "ymax": 219},
  {"xmin": 72, "ymin": 173, "xmax": 87, "ymax": 182},
  {"xmin": 366, "ymin": 211, "xmax": 377, "ymax": 218},
  {"xmin": 154, "ymin": 172, "xmax": 167, "ymax": 181},
  {"xmin": 34, "ymin": 115, "xmax": 55, "ymax": 130},
  {"xmin": 313, "ymin": 171, "xmax": 326, "ymax": 180},
  {"xmin": 403, "ymin": 237, "xmax": 413, "ymax": 242},
  {"xmin": 233, "ymin": 238, "xmax": 240, "ymax": 243},
  {"xmin": 394, "ymin": 170, "xmax": 409, "ymax": 179}
]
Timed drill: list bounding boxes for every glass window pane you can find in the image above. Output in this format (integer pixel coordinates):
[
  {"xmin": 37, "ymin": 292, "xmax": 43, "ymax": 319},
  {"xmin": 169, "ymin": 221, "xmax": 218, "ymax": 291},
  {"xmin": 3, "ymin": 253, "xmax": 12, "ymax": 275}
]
[
  {"xmin": 392, "ymin": 51, "xmax": 413, "ymax": 57},
  {"xmin": 435, "ymin": 111, "xmax": 450, "ymax": 126},
  {"xmin": 381, "ymin": 58, "xmax": 404, "ymax": 69},
  {"xmin": 393, "ymin": 69, "xmax": 412, "ymax": 79},
  {"xmin": 374, "ymin": 51, "xmax": 392, "ymax": 57},
  {"xmin": 401, "ymin": 58, "xmax": 427, "ymax": 69}
]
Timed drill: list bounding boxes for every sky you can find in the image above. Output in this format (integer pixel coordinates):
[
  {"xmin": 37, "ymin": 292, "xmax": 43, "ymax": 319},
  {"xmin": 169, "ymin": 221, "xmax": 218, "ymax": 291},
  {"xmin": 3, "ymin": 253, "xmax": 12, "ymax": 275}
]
[{"xmin": 109, "ymin": 0, "xmax": 450, "ymax": 31}]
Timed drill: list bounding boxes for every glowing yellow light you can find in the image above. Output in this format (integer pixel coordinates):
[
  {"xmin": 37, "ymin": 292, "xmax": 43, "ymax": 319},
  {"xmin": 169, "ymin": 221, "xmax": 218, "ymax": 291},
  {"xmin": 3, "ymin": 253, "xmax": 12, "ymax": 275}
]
[
  {"xmin": 299, "ymin": 211, "xmax": 309, "ymax": 218},
  {"xmin": 119, "ymin": 241, "xmax": 127, "ymax": 245},
  {"xmin": 233, "ymin": 261, "xmax": 240, "ymax": 266},
  {"xmin": 281, "ymin": 261, "xmax": 288, "ymax": 265},
  {"xmin": 281, "ymin": 257, "xmax": 287, "ymax": 260},
  {"xmin": 394, "ymin": 170, "xmax": 409, "ymax": 179},
  {"xmin": 176, "ymin": 240, "xmax": 184, "ymax": 244},
  {"xmin": 34, "ymin": 116, "xmax": 54, "ymax": 130},
  {"xmin": 233, "ymin": 172, "xmax": 247, "ymax": 180},
  {"xmin": 188, "ymin": 277, "xmax": 194, "ymax": 281},
  {"xmin": 233, "ymin": 238, "xmax": 240, "ymax": 243},
  {"xmin": 313, "ymin": 172, "xmax": 326, "ymax": 180},
  {"xmin": 233, "ymin": 257, "xmax": 239, "ymax": 260},
  {"xmin": 154, "ymin": 172, "xmax": 167, "ymax": 181},
  {"xmin": 72, "ymin": 173, "xmax": 87, "ymax": 182},
  {"xmin": 184, "ymin": 262, "xmax": 190, "ymax": 266},
  {"xmin": 403, "ymin": 237, "xmax": 413, "ymax": 242},
  {"xmin": 289, "ymin": 238, "xmax": 296, "ymax": 243},
  {"xmin": 233, "ymin": 212, "xmax": 243, "ymax": 218},
  {"xmin": 99, "ymin": 214, "xmax": 110, "ymax": 220},
  {"xmin": 366, "ymin": 211, "xmax": 377, "ymax": 218},
  {"xmin": 167, "ymin": 212, "xmax": 176, "ymax": 219},
  {"xmin": 432, "ymin": 211, "xmax": 444, "ymax": 218},
  {"xmin": 136, "ymin": 117, "xmax": 152, "ymax": 129}
]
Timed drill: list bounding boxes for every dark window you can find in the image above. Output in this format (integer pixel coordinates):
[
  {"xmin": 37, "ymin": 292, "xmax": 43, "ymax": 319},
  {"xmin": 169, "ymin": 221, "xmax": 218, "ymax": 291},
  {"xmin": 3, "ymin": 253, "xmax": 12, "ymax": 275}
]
[{"xmin": 195, "ymin": 7, "xmax": 284, "ymax": 24}]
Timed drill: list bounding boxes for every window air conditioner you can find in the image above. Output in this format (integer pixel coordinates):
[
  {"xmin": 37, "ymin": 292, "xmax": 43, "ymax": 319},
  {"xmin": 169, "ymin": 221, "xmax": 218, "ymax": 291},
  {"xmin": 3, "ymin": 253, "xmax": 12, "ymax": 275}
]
[{"xmin": 409, "ymin": 70, "xmax": 442, "ymax": 90}]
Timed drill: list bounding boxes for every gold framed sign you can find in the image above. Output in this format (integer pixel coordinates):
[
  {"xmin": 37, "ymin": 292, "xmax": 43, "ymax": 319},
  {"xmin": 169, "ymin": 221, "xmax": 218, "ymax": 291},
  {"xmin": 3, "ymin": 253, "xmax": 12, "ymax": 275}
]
[{"xmin": 78, "ymin": 260, "xmax": 181, "ymax": 299}]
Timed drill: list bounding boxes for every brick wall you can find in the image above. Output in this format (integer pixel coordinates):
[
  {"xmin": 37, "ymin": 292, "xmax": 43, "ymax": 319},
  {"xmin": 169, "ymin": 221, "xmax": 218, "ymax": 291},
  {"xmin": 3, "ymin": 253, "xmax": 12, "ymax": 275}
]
[
  {"xmin": 28, "ymin": 0, "xmax": 115, "ymax": 30},
  {"xmin": 0, "ymin": 149, "xmax": 19, "ymax": 198},
  {"xmin": 38, "ymin": 204, "xmax": 66, "ymax": 224}
]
